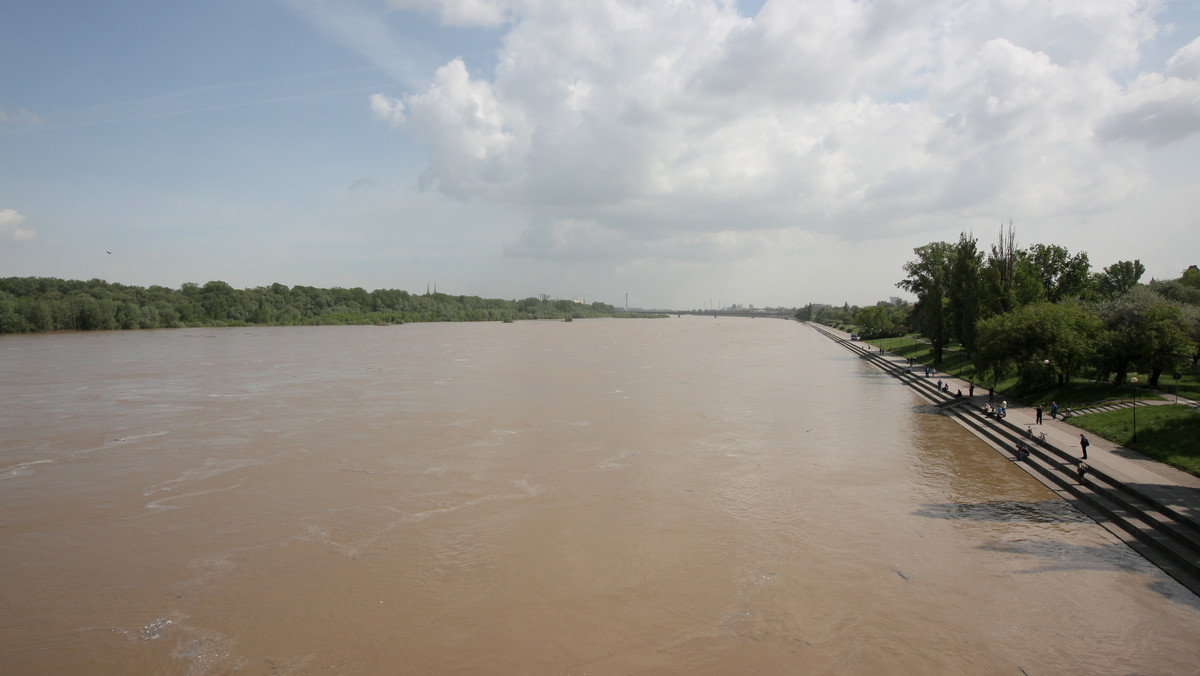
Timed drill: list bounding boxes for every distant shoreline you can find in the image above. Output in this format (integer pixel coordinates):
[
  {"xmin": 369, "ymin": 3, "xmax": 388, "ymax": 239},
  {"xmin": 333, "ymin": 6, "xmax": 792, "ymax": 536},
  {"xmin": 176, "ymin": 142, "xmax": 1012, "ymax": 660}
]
[{"xmin": 0, "ymin": 276, "xmax": 649, "ymax": 334}]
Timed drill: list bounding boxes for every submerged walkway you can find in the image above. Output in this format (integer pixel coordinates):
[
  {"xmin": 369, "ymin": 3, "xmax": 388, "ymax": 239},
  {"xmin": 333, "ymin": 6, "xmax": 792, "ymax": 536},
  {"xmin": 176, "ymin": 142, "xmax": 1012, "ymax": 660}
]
[{"xmin": 810, "ymin": 323, "xmax": 1200, "ymax": 597}]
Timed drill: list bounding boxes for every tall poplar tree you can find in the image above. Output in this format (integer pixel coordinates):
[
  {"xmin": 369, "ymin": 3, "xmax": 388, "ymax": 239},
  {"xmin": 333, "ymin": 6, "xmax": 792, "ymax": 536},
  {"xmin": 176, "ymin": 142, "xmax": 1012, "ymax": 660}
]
[{"xmin": 948, "ymin": 232, "xmax": 983, "ymax": 355}]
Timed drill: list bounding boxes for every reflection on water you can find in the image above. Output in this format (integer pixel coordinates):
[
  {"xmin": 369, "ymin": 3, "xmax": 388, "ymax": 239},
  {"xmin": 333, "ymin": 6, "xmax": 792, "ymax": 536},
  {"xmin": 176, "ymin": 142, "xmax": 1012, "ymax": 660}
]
[
  {"xmin": 2, "ymin": 318, "xmax": 1199, "ymax": 675},
  {"xmin": 979, "ymin": 539, "xmax": 1155, "ymax": 576},
  {"xmin": 914, "ymin": 500, "xmax": 1089, "ymax": 524}
]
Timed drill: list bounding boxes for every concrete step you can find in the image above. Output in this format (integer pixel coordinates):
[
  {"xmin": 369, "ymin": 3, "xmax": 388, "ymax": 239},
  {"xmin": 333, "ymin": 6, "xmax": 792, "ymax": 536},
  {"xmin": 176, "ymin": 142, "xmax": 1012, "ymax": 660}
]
[{"xmin": 948, "ymin": 407, "xmax": 1200, "ymax": 569}]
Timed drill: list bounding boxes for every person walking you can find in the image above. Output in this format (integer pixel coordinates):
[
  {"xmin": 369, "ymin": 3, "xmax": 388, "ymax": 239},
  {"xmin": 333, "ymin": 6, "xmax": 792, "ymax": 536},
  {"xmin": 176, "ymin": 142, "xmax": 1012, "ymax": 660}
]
[
  {"xmin": 1035, "ymin": 405, "xmax": 1043, "ymax": 424},
  {"xmin": 1050, "ymin": 401, "xmax": 1058, "ymax": 419},
  {"xmin": 1080, "ymin": 434, "xmax": 1090, "ymax": 459}
]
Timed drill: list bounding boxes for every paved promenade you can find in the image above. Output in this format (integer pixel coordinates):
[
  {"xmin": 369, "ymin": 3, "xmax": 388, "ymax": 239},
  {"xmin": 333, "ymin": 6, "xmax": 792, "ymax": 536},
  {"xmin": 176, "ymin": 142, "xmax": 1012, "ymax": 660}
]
[{"xmin": 829, "ymin": 327, "xmax": 1200, "ymax": 532}]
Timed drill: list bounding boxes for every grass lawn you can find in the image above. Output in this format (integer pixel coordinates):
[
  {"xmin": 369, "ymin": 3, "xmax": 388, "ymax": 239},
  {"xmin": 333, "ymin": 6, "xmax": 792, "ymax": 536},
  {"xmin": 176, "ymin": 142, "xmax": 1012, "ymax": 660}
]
[
  {"xmin": 1071, "ymin": 405, "xmax": 1200, "ymax": 477},
  {"xmin": 1161, "ymin": 370, "xmax": 1200, "ymax": 402}
]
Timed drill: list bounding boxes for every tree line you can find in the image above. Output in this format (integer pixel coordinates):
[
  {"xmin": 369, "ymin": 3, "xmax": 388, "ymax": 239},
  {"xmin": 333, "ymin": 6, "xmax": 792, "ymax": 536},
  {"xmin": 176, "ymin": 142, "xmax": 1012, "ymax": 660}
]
[
  {"xmin": 805, "ymin": 224, "xmax": 1200, "ymax": 389},
  {"xmin": 0, "ymin": 278, "xmax": 622, "ymax": 333}
]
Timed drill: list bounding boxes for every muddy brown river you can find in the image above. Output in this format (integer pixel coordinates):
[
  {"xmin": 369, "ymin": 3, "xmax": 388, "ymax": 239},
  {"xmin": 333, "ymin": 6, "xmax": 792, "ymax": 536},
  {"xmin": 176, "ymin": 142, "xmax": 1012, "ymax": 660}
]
[{"xmin": 2, "ymin": 317, "xmax": 1198, "ymax": 674}]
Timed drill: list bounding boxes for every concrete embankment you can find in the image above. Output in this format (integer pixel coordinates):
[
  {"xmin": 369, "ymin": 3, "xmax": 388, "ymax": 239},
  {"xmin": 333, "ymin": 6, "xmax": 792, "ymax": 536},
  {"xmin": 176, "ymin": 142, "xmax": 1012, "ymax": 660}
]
[{"xmin": 809, "ymin": 322, "xmax": 1200, "ymax": 597}]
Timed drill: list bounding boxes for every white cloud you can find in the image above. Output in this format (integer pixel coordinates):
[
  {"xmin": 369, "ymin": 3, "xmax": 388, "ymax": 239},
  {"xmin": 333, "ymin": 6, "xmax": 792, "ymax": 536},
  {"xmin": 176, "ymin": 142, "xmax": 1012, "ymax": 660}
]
[
  {"xmin": 369, "ymin": 93, "xmax": 405, "ymax": 126},
  {"xmin": 364, "ymin": 0, "xmax": 1193, "ymax": 264},
  {"xmin": 1167, "ymin": 35, "xmax": 1200, "ymax": 80},
  {"xmin": 1097, "ymin": 72, "xmax": 1200, "ymax": 147},
  {"xmin": 397, "ymin": 58, "xmax": 532, "ymax": 199},
  {"xmin": 1093, "ymin": 35, "xmax": 1200, "ymax": 148},
  {"xmin": 0, "ymin": 209, "xmax": 37, "ymax": 242}
]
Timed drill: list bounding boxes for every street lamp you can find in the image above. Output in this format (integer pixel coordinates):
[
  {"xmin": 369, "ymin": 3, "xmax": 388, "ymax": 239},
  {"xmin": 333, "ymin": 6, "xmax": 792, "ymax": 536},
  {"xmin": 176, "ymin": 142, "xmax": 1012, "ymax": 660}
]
[{"xmin": 1131, "ymin": 376, "xmax": 1138, "ymax": 443}]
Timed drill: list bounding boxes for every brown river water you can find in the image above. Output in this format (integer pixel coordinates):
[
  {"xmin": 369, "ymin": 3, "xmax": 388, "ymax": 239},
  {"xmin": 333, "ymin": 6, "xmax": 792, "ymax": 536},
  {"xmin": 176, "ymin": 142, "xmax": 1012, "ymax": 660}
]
[{"xmin": 2, "ymin": 317, "xmax": 1199, "ymax": 675}]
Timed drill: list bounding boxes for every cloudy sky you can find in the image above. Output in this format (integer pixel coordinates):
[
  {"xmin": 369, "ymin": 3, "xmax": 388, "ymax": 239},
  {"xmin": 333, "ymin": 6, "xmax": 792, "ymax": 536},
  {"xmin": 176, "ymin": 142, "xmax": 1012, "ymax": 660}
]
[{"xmin": 2, "ymin": 0, "xmax": 1198, "ymax": 310}]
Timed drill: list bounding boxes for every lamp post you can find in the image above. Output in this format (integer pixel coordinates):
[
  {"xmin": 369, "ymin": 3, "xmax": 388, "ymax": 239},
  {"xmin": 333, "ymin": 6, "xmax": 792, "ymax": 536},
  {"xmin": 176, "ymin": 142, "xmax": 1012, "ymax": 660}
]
[{"xmin": 1131, "ymin": 376, "xmax": 1138, "ymax": 443}]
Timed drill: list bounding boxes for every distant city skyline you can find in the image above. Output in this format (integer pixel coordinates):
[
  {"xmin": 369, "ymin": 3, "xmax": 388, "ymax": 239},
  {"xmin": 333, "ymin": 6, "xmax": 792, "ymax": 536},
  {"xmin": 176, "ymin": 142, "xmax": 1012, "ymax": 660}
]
[{"xmin": 2, "ymin": 1, "xmax": 1199, "ymax": 309}]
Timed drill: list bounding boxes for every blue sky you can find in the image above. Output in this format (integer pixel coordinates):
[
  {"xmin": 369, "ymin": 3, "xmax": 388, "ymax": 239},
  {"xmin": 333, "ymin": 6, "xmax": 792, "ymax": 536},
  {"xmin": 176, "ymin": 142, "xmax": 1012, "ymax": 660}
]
[{"xmin": 2, "ymin": 0, "xmax": 1199, "ymax": 309}]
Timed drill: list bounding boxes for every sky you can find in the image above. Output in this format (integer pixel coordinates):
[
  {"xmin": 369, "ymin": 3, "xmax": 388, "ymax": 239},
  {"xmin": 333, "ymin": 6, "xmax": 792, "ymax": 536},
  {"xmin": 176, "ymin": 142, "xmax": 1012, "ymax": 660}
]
[{"xmin": 2, "ymin": 0, "xmax": 1199, "ymax": 310}]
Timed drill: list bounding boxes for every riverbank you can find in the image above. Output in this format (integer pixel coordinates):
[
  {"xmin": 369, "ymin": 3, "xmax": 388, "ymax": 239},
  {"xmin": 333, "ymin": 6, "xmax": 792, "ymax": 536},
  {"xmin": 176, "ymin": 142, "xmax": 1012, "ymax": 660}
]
[
  {"xmin": 857, "ymin": 332, "xmax": 1200, "ymax": 476},
  {"xmin": 810, "ymin": 321, "xmax": 1200, "ymax": 597}
]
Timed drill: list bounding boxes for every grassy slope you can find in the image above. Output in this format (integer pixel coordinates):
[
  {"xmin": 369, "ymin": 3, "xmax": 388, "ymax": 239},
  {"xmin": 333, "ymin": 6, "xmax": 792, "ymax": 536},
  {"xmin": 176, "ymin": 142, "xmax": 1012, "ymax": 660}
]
[{"xmin": 1070, "ymin": 405, "xmax": 1200, "ymax": 476}]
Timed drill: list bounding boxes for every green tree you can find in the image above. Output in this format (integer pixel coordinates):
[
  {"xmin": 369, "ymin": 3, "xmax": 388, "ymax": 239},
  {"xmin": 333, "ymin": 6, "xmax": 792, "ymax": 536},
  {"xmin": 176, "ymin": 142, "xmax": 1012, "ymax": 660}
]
[
  {"xmin": 1095, "ymin": 288, "xmax": 1149, "ymax": 385},
  {"xmin": 1027, "ymin": 243, "xmax": 1091, "ymax": 302},
  {"xmin": 1095, "ymin": 286, "xmax": 1198, "ymax": 385},
  {"xmin": 1096, "ymin": 259, "xmax": 1145, "ymax": 300},
  {"xmin": 898, "ymin": 241, "xmax": 953, "ymax": 363},
  {"xmin": 1181, "ymin": 265, "xmax": 1200, "ymax": 289},
  {"xmin": 979, "ymin": 223, "xmax": 1048, "ymax": 316},
  {"xmin": 948, "ymin": 232, "xmax": 983, "ymax": 355},
  {"xmin": 200, "ymin": 281, "xmax": 238, "ymax": 322},
  {"xmin": 856, "ymin": 304, "xmax": 895, "ymax": 338},
  {"xmin": 981, "ymin": 223, "xmax": 1019, "ymax": 315},
  {"xmin": 17, "ymin": 297, "xmax": 54, "ymax": 331},
  {"xmin": 974, "ymin": 301, "xmax": 1102, "ymax": 388},
  {"xmin": 1136, "ymin": 304, "xmax": 1196, "ymax": 386},
  {"xmin": 0, "ymin": 298, "xmax": 24, "ymax": 333}
]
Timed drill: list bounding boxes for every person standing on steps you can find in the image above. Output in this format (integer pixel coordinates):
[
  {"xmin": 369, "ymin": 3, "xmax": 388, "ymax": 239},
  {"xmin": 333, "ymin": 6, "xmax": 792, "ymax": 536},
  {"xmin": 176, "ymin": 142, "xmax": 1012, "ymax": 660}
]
[
  {"xmin": 1035, "ymin": 405, "xmax": 1043, "ymax": 424},
  {"xmin": 1051, "ymin": 401, "xmax": 1059, "ymax": 419},
  {"xmin": 969, "ymin": 382, "xmax": 974, "ymax": 398},
  {"xmin": 1080, "ymin": 434, "xmax": 1090, "ymax": 459}
]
